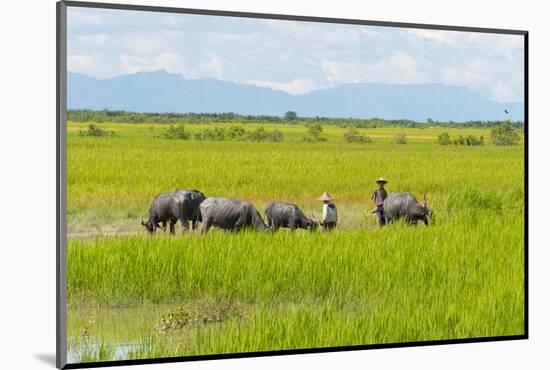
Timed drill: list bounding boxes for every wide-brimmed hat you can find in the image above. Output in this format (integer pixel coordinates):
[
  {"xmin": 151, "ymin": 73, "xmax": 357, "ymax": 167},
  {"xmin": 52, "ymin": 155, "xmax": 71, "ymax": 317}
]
[
  {"xmin": 376, "ymin": 177, "xmax": 388, "ymax": 184},
  {"xmin": 317, "ymin": 192, "xmax": 334, "ymax": 201}
]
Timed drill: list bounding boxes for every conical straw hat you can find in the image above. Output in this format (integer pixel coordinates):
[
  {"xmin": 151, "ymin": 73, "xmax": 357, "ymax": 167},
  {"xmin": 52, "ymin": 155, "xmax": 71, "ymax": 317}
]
[
  {"xmin": 376, "ymin": 177, "xmax": 388, "ymax": 184},
  {"xmin": 317, "ymin": 192, "xmax": 334, "ymax": 201}
]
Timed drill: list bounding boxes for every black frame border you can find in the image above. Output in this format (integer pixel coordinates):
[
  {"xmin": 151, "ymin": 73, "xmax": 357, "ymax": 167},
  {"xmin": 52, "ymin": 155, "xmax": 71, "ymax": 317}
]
[{"xmin": 56, "ymin": 1, "xmax": 529, "ymax": 369}]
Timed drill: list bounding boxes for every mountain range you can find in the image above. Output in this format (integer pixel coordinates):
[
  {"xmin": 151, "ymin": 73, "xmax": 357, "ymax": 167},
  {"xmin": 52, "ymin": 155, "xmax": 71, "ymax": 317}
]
[{"xmin": 67, "ymin": 70, "xmax": 524, "ymax": 122}]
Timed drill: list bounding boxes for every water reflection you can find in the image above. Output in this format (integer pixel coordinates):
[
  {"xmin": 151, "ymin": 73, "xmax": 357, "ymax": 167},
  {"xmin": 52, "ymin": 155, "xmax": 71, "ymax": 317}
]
[{"xmin": 67, "ymin": 339, "xmax": 146, "ymax": 363}]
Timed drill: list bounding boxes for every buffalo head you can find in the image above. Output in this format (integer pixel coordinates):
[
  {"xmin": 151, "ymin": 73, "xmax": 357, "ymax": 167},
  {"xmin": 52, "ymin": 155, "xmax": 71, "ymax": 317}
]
[
  {"xmin": 141, "ymin": 218, "xmax": 155, "ymax": 233},
  {"xmin": 423, "ymin": 193, "xmax": 433, "ymax": 226},
  {"xmin": 308, "ymin": 214, "xmax": 319, "ymax": 231}
]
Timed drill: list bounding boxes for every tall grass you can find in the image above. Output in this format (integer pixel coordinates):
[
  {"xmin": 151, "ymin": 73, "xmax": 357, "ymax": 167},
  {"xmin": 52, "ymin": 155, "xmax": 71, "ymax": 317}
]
[{"xmin": 67, "ymin": 210, "xmax": 523, "ymax": 361}]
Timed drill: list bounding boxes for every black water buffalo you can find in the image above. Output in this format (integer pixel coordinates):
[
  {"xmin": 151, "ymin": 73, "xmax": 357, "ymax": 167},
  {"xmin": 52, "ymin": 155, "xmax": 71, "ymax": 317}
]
[
  {"xmin": 141, "ymin": 189, "xmax": 206, "ymax": 234},
  {"xmin": 265, "ymin": 201, "xmax": 318, "ymax": 231},
  {"xmin": 177, "ymin": 189, "xmax": 207, "ymax": 230},
  {"xmin": 199, "ymin": 197, "xmax": 270, "ymax": 234},
  {"xmin": 383, "ymin": 192, "xmax": 432, "ymax": 226}
]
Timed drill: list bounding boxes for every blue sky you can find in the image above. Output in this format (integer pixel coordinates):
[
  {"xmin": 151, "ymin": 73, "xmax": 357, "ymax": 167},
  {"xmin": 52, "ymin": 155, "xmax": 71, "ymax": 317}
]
[{"xmin": 67, "ymin": 7, "xmax": 524, "ymax": 103}]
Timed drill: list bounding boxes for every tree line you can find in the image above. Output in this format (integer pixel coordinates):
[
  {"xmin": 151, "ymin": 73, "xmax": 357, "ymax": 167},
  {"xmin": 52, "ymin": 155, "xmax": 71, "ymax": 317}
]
[{"xmin": 67, "ymin": 109, "xmax": 524, "ymax": 129}]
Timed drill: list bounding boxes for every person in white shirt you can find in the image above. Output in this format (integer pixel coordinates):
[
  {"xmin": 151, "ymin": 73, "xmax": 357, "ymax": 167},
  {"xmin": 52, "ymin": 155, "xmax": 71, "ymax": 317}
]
[{"xmin": 318, "ymin": 192, "xmax": 337, "ymax": 231}]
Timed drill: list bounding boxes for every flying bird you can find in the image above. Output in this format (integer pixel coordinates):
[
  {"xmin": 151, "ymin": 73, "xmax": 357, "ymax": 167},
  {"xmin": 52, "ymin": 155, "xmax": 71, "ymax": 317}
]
[{"xmin": 504, "ymin": 109, "xmax": 509, "ymax": 114}]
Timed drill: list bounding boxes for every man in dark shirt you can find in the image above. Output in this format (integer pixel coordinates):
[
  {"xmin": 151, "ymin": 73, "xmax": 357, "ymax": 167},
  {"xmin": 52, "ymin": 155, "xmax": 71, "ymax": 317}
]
[{"xmin": 371, "ymin": 177, "xmax": 388, "ymax": 226}]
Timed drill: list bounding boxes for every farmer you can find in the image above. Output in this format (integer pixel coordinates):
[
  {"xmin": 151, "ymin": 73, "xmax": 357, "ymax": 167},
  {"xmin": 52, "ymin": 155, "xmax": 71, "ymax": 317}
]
[
  {"xmin": 318, "ymin": 192, "xmax": 338, "ymax": 231},
  {"xmin": 371, "ymin": 177, "xmax": 388, "ymax": 226}
]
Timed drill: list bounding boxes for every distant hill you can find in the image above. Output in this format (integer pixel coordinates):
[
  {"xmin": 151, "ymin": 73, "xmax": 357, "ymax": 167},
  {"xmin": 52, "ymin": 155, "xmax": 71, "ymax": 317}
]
[{"xmin": 68, "ymin": 70, "xmax": 524, "ymax": 122}]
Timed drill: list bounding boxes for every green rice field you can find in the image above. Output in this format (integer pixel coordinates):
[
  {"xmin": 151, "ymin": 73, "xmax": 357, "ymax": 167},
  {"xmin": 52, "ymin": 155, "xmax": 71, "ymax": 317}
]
[{"xmin": 66, "ymin": 121, "xmax": 525, "ymax": 363}]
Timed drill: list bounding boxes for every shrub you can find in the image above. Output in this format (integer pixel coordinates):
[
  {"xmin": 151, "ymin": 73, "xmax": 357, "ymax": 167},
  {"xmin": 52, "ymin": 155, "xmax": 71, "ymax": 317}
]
[
  {"xmin": 394, "ymin": 133, "xmax": 407, "ymax": 144},
  {"xmin": 451, "ymin": 134, "xmax": 484, "ymax": 146},
  {"xmin": 453, "ymin": 135, "xmax": 464, "ymax": 145},
  {"xmin": 226, "ymin": 125, "xmax": 246, "ymax": 140},
  {"xmin": 437, "ymin": 132, "xmax": 452, "ymax": 145},
  {"xmin": 78, "ymin": 124, "xmax": 114, "ymax": 137},
  {"xmin": 491, "ymin": 122, "xmax": 520, "ymax": 146},
  {"xmin": 211, "ymin": 127, "xmax": 227, "ymax": 141},
  {"xmin": 193, "ymin": 132, "xmax": 206, "ymax": 141},
  {"xmin": 162, "ymin": 124, "xmax": 190, "ymax": 140},
  {"xmin": 465, "ymin": 135, "xmax": 484, "ymax": 146},
  {"xmin": 193, "ymin": 127, "xmax": 227, "ymax": 141},
  {"xmin": 246, "ymin": 127, "xmax": 268, "ymax": 141},
  {"xmin": 266, "ymin": 129, "xmax": 284, "ymax": 142},
  {"xmin": 343, "ymin": 127, "xmax": 372, "ymax": 143},
  {"xmin": 192, "ymin": 126, "xmax": 284, "ymax": 142},
  {"xmin": 303, "ymin": 123, "xmax": 327, "ymax": 142}
]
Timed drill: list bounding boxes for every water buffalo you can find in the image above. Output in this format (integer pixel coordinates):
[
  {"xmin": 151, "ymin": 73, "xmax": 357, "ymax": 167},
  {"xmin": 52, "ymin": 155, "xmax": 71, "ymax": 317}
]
[
  {"xmin": 141, "ymin": 189, "xmax": 206, "ymax": 234},
  {"xmin": 199, "ymin": 197, "xmax": 270, "ymax": 234},
  {"xmin": 265, "ymin": 201, "xmax": 318, "ymax": 231},
  {"xmin": 177, "ymin": 189, "xmax": 206, "ymax": 230},
  {"xmin": 383, "ymin": 192, "xmax": 432, "ymax": 226}
]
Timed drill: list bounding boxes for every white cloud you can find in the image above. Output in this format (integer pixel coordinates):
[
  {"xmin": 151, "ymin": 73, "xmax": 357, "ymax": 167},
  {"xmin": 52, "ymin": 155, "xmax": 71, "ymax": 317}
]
[
  {"xmin": 408, "ymin": 28, "xmax": 524, "ymax": 59},
  {"xmin": 321, "ymin": 51, "xmax": 428, "ymax": 84},
  {"xmin": 389, "ymin": 51, "xmax": 421, "ymax": 82},
  {"xmin": 119, "ymin": 53, "xmax": 180, "ymax": 74},
  {"xmin": 438, "ymin": 57, "xmax": 525, "ymax": 102},
  {"xmin": 67, "ymin": 8, "xmax": 524, "ymax": 102},
  {"xmin": 68, "ymin": 8, "xmax": 104, "ymax": 27},
  {"xmin": 490, "ymin": 81, "xmax": 520, "ymax": 102},
  {"xmin": 68, "ymin": 54, "xmax": 94, "ymax": 71},
  {"xmin": 124, "ymin": 34, "xmax": 173, "ymax": 57},
  {"xmin": 74, "ymin": 34, "xmax": 110, "ymax": 47},
  {"xmin": 246, "ymin": 78, "xmax": 321, "ymax": 95},
  {"xmin": 441, "ymin": 58, "xmax": 493, "ymax": 87},
  {"xmin": 164, "ymin": 15, "xmax": 188, "ymax": 27},
  {"xmin": 261, "ymin": 19, "xmax": 377, "ymax": 49},
  {"xmin": 199, "ymin": 51, "xmax": 224, "ymax": 79},
  {"xmin": 467, "ymin": 33, "xmax": 524, "ymax": 53},
  {"xmin": 407, "ymin": 29, "xmax": 460, "ymax": 47}
]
